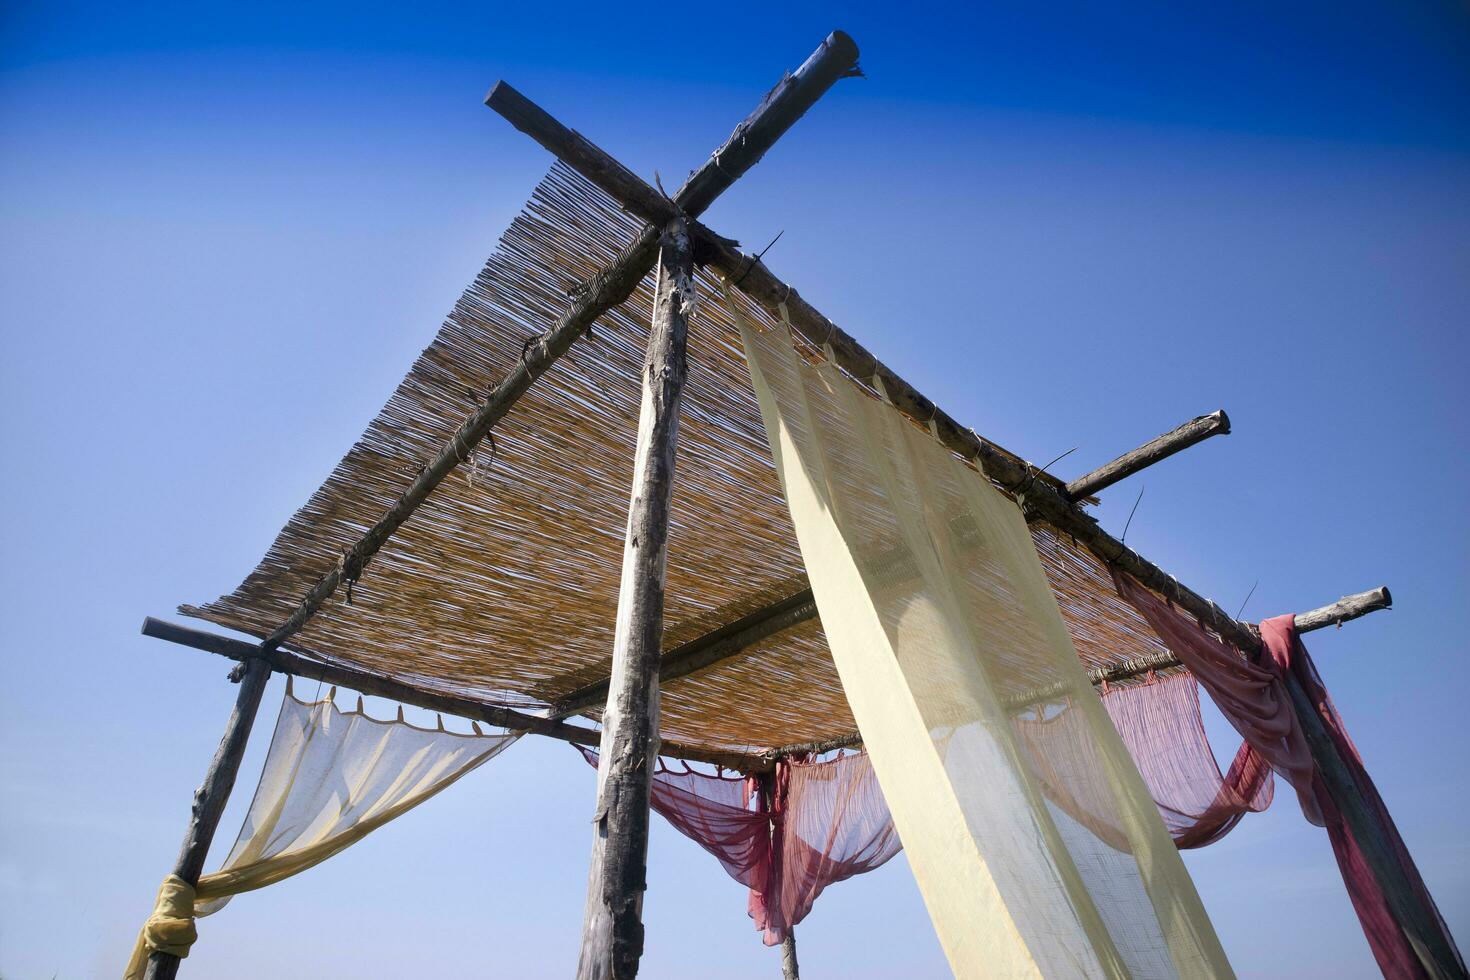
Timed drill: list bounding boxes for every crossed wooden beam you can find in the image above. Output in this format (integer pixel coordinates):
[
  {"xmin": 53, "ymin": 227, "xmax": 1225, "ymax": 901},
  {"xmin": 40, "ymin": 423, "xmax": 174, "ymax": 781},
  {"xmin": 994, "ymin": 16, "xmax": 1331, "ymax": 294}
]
[{"xmin": 139, "ymin": 31, "xmax": 1448, "ymax": 980}]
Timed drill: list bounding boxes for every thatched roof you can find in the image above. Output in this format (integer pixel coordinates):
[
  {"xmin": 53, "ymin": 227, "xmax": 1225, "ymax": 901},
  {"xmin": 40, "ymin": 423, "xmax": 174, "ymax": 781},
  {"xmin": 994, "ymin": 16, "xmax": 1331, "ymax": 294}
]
[{"xmin": 186, "ymin": 165, "xmax": 1180, "ymax": 755}]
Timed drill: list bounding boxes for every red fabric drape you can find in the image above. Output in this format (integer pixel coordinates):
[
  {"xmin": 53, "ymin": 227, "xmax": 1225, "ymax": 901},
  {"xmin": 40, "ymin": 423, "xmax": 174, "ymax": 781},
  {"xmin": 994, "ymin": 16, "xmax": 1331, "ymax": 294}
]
[
  {"xmin": 577, "ymin": 747, "xmax": 900, "ymax": 945},
  {"xmin": 1113, "ymin": 569, "xmax": 1464, "ymax": 979}
]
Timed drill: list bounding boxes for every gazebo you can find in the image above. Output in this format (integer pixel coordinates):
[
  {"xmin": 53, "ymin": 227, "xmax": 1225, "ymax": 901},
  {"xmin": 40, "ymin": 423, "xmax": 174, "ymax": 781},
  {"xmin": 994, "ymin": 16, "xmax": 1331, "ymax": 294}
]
[{"xmin": 132, "ymin": 31, "xmax": 1463, "ymax": 980}]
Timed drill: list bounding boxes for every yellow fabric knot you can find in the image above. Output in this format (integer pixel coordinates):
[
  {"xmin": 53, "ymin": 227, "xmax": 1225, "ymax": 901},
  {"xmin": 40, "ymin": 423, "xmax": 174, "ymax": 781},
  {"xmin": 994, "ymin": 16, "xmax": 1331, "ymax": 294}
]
[{"xmin": 123, "ymin": 874, "xmax": 198, "ymax": 979}]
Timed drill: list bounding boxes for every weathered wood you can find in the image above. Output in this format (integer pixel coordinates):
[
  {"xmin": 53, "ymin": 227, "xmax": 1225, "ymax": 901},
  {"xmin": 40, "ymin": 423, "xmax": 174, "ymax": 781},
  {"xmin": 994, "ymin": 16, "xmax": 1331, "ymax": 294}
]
[
  {"xmin": 1295, "ymin": 586, "xmax": 1391, "ymax": 633},
  {"xmin": 552, "ymin": 590, "xmax": 818, "ymax": 719},
  {"xmin": 141, "ymin": 617, "xmax": 763, "ymax": 771},
  {"xmin": 781, "ymin": 931, "xmax": 800, "ymax": 980},
  {"xmin": 578, "ymin": 218, "xmax": 692, "ymax": 980},
  {"xmin": 1280, "ymin": 670, "xmax": 1465, "ymax": 978},
  {"xmin": 254, "ymin": 31, "xmax": 860, "ymax": 660},
  {"xmin": 1065, "ymin": 410, "xmax": 1230, "ymax": 501},
  {"xmin": 486, "ymin": 31, "xmax": 861, "ymax": 221},
  {"xmin": 142, "ymin": 655, "xmax": 271, "ymax": 980}
]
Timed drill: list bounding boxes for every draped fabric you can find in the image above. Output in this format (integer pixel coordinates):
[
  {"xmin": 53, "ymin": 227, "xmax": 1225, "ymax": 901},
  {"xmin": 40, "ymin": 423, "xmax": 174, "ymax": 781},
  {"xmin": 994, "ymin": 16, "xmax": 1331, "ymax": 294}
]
[
  {"xmin": 738, "ymin": 308, "xmax": 1233, "ymax": 979},
  {"xmin": 757, "ymin": 749, "xmax": 902, "ymax": 942},
  {"xmin": 1020, "ymin": 672, "xmax": 1274, "ymax": 851},
  {"xmin": 1258, "ymin": 618, "xmax": 1465, "ymax": 980},
  {"xmin": 577, "ymin": 747, "xmax": 900, "ymax": 944},
  {"xmin": 1111, "ymin": 571, "xmax": 1322, "ymax": 823},
  {"xmin": 1114, "ymin": 572, "xmax": 1465, "ymax": 978},
  {"xmin": 1099, "ymin": 674, "xmax": 1273, "ymax": 849},
  {"xmin": 126, "ymin": 683, "xmax": 519, "ymax": 979}
]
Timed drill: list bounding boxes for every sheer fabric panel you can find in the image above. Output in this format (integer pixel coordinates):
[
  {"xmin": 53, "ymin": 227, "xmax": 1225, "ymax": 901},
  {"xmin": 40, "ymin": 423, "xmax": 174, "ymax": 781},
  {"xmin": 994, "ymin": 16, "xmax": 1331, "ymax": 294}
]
[
  {"xmin": 1021, "ymin": 673, "xmax": 1274, "ymax": 850},
  {"xmin": 197, "ymin": 682, "xmax": 520, "ymax": 914},
  {"xmin": 738, "ymin": 311, "xmax": 1233, "ymax": 979}
]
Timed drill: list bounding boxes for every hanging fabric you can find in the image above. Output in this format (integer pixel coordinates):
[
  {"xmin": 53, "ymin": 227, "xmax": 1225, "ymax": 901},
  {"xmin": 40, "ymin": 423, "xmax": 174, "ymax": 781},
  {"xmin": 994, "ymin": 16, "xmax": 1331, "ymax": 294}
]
[
  {"xmin": 1019, "ymin": 672, "xmax": 1274, "ymax": 850},
  {"xmin": 1099, "ymin": 673, "xmax": 1273, "ymax": 849},
  {"xmin": 126, "ymin": 682, "xmax": 520, "ymax": 979},
  {"xmin": 1113, "ymin": 571, "xmax": 1465, "ymax": 978},
  {"xmin": 1110, "ymin": 571, "xmax": 1320, "ymax": 822},
  {"xmin": 755, "ymin": 749, "xmax": 902, "ymax": 943},
  {"xmin": 1259, "ymin": 618, "xmax": 1465, "ymax": 980},
  {"xmin": 576, "ymin": 747, "xmax": 900, "ymax": 945},
  {"xmin": 736, "ymin": 305, "xmax": 1233, "ymax": 979}
]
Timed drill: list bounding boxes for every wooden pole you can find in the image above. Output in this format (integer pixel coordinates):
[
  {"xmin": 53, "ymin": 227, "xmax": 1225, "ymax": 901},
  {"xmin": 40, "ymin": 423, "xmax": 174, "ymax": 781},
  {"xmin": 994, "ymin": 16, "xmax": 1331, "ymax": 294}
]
[
  {"xmin": 142, "ymin": 656, "xmax": 271, "ymax": 980},
  {"xmin": 140, "ymin": 617, "xmax": 764, "ymax": 772},
  {"xmin": 577, "ymin": 218, "xmax": 693, "ymax": 979},
  {"xmin": 781, "ymin": 931, "xmax": 801, "ymax": 980},
  {"xmin": 1281, "ymin": 672, "xmax": 1465, "ymax": 978},
  {"xmin": 1065, "ymin": 410, "xmax": 1230, "ymax": 501}
]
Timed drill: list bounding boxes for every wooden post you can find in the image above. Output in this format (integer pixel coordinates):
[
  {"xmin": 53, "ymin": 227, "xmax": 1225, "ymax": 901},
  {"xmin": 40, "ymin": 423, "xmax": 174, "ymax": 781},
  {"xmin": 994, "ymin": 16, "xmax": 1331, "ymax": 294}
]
[
  {"xmin": 577, "ymin": 217, "xmax": 693, "ymax": 980},
  {"xmin": 781, "ymin": 930, "xmax": 800, "ymax": 980},
  {"xmin": 1280, "ymin": 671, "xmax": 1464, "ymax": 978},
  {"xmin": 143, "ymin": 656, "xmax": 271, "ymax": 980}
]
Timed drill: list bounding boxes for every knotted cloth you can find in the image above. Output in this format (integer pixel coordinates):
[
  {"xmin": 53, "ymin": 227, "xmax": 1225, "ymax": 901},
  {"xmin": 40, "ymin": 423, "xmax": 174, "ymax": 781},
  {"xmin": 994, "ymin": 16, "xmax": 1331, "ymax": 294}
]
[{"xmin": 124, "ymin": 874, "xmax": 198, "ymax": 979}]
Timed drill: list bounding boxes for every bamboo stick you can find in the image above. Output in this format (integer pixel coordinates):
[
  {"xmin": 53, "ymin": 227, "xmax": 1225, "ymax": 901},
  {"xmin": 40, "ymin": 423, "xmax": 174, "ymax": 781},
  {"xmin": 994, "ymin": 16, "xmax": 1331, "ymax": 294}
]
[
  {"xmin": 577, "ymin": 218, "xmax": 692, "ymax": 980},
  {"xmin": 1065, "ymin": 411, "xmax": 1230, "ymax": 501}
]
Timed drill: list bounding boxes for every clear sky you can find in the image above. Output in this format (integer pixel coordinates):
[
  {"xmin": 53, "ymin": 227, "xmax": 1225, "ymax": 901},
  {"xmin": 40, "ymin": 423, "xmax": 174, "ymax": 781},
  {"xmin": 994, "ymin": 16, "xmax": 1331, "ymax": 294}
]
[{"xmin": 2, "ymin": 2, "xmax": 1467, "ymax": 977}]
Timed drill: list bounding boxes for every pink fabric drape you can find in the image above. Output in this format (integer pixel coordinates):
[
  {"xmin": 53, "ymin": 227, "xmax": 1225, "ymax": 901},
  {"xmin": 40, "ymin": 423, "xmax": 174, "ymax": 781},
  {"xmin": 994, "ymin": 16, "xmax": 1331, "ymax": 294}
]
[
  {"xmin": 1259, "ymin": 617, "xmax": 1464, "ymax": 980},
  {"xmin": 1111, "ymin": 569, "xmax": 1322, "ymax": 823},
  {"xmin": 577, "ymin": 747, "xmax": 900, "ymax": 944},
  {"xmin": 1113, "ymin": 569, "xmax": 1464, "ymax": 979},
  {"xmin": 1099, "ymin": 672, "xmax": 1274, "ymax": 849},
  {"xmin": 1016, "ymin": 671, "xmax": 1273, "ymax": 853}
]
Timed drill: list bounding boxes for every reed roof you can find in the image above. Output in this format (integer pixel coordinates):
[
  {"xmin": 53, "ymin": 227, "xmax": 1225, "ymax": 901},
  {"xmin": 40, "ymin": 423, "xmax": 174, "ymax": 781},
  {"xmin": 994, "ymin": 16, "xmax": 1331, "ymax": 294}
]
[{"xmin": 186, "ymin": 164, "xmax": 1184, "ymax": 755}]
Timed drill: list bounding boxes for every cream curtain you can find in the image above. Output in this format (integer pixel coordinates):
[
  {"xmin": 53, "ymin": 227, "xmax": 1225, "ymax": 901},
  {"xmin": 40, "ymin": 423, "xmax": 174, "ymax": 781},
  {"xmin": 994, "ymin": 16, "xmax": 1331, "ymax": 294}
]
[
  {"xmin": 126, "ymin": 681, "xmax": 519, "ymax": 978},
  {"xmin": 736, "ymin": 304, "xmax": 1233, "ymax": 979}
]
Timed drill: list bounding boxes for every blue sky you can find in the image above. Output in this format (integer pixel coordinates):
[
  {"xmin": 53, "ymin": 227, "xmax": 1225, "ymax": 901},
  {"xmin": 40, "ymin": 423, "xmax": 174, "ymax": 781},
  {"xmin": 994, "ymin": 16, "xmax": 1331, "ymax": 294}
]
[{"xmin": 2, "ymin": 2, "xmax": 1467, "ymax": 977}]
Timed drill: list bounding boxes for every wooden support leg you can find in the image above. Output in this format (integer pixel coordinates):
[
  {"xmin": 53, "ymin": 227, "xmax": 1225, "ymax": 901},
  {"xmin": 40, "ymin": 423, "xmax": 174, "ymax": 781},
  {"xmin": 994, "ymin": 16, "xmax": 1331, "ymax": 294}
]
[
  {"xmin": 144, "ymin": 656, "xmax": 271, "ymax": 980},
  {"xmin": 1283, "ymin": 673, "xmax": 1465, "ymax": 979},
  {"xmin": 781, "ymin": 930, "xmax": 800, "ymax": 980},
  {"xmin": 577, "ymin": 216, "xmax": 693, "ymax": 980}
]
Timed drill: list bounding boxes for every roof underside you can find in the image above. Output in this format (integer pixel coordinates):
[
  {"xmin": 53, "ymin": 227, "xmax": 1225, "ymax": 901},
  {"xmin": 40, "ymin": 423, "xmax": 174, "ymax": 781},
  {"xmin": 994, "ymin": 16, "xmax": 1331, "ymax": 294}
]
[{"xmin": 187, "ymin": 164, "xmax": 1182, "ymax": 755}]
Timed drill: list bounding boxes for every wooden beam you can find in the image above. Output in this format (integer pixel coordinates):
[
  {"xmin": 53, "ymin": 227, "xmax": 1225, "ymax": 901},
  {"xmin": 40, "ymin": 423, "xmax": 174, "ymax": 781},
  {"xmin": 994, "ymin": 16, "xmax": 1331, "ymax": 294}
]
[
  {"xmin": 254, "ymin": 31, "xmax": 861, "ymax": 659},
  {"xmin": 552, "ymin": 590, "xmax": 817, "ymax": 719},
  {"xmin": 1295, "ymin": 585, "xmax": 1391, "ymax": 633},
  {"xmin": 486, "ymin": 31, "xmax": 861, "ymax": 224},
  {"xmin": 577, "ymin": 218, "xmax": 693, "ymax": 980},
  {"xmin": 765, "ymin": 586, "xmax": 1395, "ymax": 758},
  {"xmin": 1065, "ymin": 410, "xmax": 1230, "ymax": 501},
  {"xmin": 140, "ymin": 617, "xmax": 762, "ymax": 771},
  {"xmin": 143, "ymin": 655, "xmax": 270, "ymax": 980}
]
